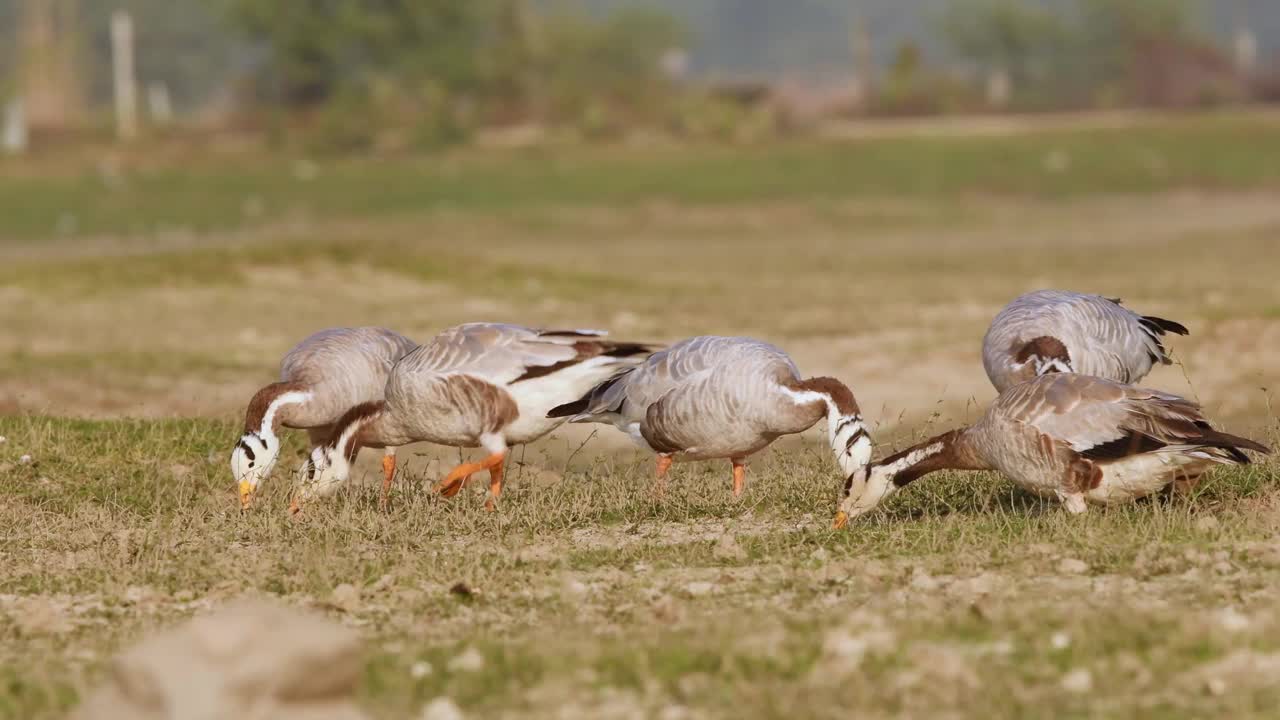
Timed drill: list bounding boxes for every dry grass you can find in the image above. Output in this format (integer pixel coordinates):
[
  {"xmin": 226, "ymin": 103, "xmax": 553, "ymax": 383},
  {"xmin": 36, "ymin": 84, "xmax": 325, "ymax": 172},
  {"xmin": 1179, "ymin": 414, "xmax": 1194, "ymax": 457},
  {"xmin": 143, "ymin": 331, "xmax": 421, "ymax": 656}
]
[
  {"xmin": 1, "ymin": 417, "xmax": 1279, "ymax": 719},
  {"xmin": 2, "ymin": 120, "xmax": 1280, "ymax": 717}
]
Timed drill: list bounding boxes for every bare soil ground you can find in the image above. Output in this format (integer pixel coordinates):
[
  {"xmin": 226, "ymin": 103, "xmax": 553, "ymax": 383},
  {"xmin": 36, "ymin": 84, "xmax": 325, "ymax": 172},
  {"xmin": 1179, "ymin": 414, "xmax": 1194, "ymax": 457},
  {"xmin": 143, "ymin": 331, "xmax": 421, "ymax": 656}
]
[
  {"xmin": 2, "ymin": 192, "xmax": 1277, "ymax": 437},
  {"xmin": 1, "ymin": 123, "xmax": 1279, "ymax": 718}
]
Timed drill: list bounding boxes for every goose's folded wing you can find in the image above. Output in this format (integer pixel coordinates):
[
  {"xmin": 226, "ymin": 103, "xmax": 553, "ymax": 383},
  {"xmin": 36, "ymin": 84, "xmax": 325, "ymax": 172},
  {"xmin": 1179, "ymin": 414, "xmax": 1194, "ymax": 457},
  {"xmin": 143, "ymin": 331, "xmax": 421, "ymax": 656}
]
[
  {"xmin": 1007, "ymin": 374, "xmax": 1241, "ymax": 460},
  {"xmin": 403, "ymin": 323, "xmax": 633, "ymax": 385}
]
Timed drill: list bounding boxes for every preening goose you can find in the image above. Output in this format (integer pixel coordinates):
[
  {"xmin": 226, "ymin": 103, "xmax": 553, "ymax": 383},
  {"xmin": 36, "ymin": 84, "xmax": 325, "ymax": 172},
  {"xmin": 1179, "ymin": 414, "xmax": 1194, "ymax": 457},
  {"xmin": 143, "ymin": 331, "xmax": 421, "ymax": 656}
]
[
  {"xmin": 983, "ymin": 290, "xmax": 1188, "ymax": 393},
  {"xmin": 230, "ymin": 327, "xmax": 416, "ymax": 508},
  {"xmin": 835, "ymin": 373, "xmax": 1268, "ymax": 526},
  {"xmin": 547, "ymin": 336, "xmax": 872, "ymax": 496},
  {"xmin": 293, "ymin": 323, "xmax": 657, "ymax": 511}
]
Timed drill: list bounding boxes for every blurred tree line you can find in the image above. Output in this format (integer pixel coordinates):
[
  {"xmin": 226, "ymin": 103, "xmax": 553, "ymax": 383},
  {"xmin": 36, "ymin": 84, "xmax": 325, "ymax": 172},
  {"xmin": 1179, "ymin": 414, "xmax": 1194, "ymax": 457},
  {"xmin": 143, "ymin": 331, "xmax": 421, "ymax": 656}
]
[
  {"xmin": 1, "ymin": 0, "xmax": 1277, "ymax": 148},
  {"xmin": 941, "ymin": 0, "xmax": 1252, "ymax": 110},
  {"xmin": 226, "ymin": 0, "xmax": 686, "ymax": 147}
]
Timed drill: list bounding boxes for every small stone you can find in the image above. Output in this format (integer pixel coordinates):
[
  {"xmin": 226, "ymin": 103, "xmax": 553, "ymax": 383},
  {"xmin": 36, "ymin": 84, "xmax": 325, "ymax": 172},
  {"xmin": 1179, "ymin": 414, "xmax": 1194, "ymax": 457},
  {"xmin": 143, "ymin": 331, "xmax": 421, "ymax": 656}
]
[
  {"xmin": 410, "ymin": 661, "xmax": 434, "ymax": 679},
  {"xmin": 0, "ymin": 435, "xmax": 7, "ymax": 443},
  {"xmin": 651, "ymin": 594, "xmax": 683, "ymax": 624},
  {"xmin": 658, "ymin": 704, "xmax": 692, "ymax": 720},
  {"xmin": 1195, "ymin": 516, "xmax": 1220, "ymax": 532},
  {"xmin": 449, "ymin": 582, "xmax": 476, "ymax": 598},
  {"xmin": 815, "ymin": 620, "xmax": 896, "ymax": 677},
  {"xmin": 1050, "ymin": 632, "xmax": 1071, "ymax": 650},
  {"xmin": 1214, "ymin": 607, "xmax": 1251, "ymax": 634},
  {"xmin": 1057, "ymin": 558, "xmax": 1089, "ymax": 575},
  {"xmin": 70, "ymin": 599, "xmax": 367, "ymax": 720},
  {"xmin": 18, "ymin": 454, "xmax": 32, "ymax": 465},
  {"xmin": 910, "ymin": 568, "xmax": 940, "ymax": 591},
  {"xmin": 12, "ymin": 597, "xmax": 73, "ymax": 636},
  {"xmin": 515, "ymin": 545, "xmax": 556, "ymax": 564},
  {"xmin": 684, "ymin": 581, "xmax": 715, "ymax": 597},
  {"xmin": 330, "ymin": 583, "xmax": 361, "ymax": 613},
  {"xmin": 561, "ymin": 577, "xmax": 589, "ymax": 599},
  {"xmin": 1205, "ymin": 677, "xmax": 1227, "ymax": 696},
  {"xmin": 1060, "ymin": 668, "xmax": 1093, "ymax": 694},
  {"xmin": 713, "ymin": 534, "xmax": 747, "ymax": 562},
  {"xmin": 532, "ymin": 469, "xmax": 563, "ymax": 488},
  {"xmin": 421, "ymin": 697, "xmax": 464, "ymax": 720},
  {"xmin": 448, "ymin": 647, "xmax": 485, "ymax": 673},
  {"xmin": 122, "ymin": 586, "xmax": 162, "ymax": 607}
]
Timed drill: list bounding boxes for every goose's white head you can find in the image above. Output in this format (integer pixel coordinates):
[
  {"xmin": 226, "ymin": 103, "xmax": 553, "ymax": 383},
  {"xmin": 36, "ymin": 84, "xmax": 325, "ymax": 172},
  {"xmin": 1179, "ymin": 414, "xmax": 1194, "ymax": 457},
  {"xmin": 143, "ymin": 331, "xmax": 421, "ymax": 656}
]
[
  {"xmin": 231, "ymin": 432, "xmax": 281, "ymax": 508},
  {"xmin": 289, "ymin": 401, "xmax": 382, "ymax": 513},
  {"xmin": 234, "ymin": 387, "xmax": 311, "ymax": 508},
  {"xmin": 1010, "ymin": 336, "xmax": 1072, "ymax": 384},
  {"xmin": 834, "ymin": 437, "xmax": 955, "ymax": 528},
  {"xmin": 834, "ymin": 462, "xmax": 900, "ymax": 529},
  {"xmin": 292, "ymin": 444, "xmax": 351, "ymax": 512}
]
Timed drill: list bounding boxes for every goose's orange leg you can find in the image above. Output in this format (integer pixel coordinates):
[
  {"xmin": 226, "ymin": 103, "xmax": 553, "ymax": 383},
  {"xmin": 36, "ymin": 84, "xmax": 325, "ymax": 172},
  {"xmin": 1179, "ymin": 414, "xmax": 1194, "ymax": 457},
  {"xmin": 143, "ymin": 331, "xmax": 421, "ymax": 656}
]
[
  {"xmin": 433, "ymin": 451, "xmax": 506, "ymax": 499},
  {"xmin": 731, "ymin": 458, "xmax": 747, "ymax": 497},
  {"xmin": 654, "ymin": 454, "xmax": 674, "ymax": 498},
  {"xmin": 379, "ymin": 453, "xmax": 396, "ymax": 510},
  {"xmin": 484, "ymin": 461, "xmax": 505, "ymax": 512}
]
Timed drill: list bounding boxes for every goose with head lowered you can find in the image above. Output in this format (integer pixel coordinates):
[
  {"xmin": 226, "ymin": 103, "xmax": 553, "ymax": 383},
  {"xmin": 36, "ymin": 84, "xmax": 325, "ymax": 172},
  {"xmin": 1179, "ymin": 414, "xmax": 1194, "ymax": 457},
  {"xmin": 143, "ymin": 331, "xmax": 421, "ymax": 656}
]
[
  {"xmin": 548, "ymin": 335, "xmax": 873, "ymax": 497},
  {"xmin": 835, "ymin": 372, "xmax": 1268, "ymax": 527},
  {"xmin": 983, "ymin": 289, "xmax": 1188, "ymax": 393},
  {"xmin": 294, "ymin": 323, "xmax": 658, "ymax": 512},
  {"xmin": 230, "ymin": 326, "xmax": 417, "ymax": 509}
]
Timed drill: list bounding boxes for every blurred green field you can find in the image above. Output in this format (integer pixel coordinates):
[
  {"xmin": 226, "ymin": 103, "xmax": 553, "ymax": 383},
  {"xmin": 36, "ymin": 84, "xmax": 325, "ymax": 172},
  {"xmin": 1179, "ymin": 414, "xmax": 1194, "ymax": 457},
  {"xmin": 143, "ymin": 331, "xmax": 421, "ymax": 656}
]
[
  {"xmin": 1, "ymin": 113, "xmax": 1279, "ymax": 718},
  {"xmin": 4, "ymin": 113, "xmax": 1280, "ymax": 241}
]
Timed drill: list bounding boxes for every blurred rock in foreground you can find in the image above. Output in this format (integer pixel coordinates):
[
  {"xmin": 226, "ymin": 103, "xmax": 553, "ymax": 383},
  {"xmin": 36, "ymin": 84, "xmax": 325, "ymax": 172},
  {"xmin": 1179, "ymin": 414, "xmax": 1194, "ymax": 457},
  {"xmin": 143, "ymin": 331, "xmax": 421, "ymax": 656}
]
[{"xmin": 72, "ymin": 599, "xmax": 368, "ymax": 720}]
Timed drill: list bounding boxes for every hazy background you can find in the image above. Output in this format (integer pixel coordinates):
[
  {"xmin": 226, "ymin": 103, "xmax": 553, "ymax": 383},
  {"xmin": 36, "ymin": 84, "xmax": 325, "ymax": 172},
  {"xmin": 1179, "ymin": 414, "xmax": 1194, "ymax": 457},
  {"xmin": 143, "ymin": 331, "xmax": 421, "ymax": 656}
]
[
  {"xmin": 4, "ymin": 0, "xmax": 1280, "ymax": 144},
  {"xmin": 3, "ymin": 4, "xmax": 1280, "ymax": 720}
]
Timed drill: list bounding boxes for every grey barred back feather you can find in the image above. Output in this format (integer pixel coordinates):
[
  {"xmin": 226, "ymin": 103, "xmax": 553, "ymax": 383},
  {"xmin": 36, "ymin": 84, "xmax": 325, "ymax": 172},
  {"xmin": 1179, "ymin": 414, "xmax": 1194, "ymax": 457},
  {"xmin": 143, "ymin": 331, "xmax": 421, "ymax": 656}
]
[{"xmin": 982, "ymin": 290, "xmax": 1188, "ymax": 393}]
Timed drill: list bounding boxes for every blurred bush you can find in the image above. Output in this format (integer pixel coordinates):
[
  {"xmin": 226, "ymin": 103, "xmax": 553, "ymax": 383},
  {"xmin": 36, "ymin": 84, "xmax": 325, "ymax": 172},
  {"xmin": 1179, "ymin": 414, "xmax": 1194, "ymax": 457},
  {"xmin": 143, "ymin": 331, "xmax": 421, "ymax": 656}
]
[
  {"xmin": 943, "ymin": 0, "xmax": 1247, "ymax": 111},
  {"xmin": 226, "ymin": 0, "xmax": 686, "ymax": 149}
]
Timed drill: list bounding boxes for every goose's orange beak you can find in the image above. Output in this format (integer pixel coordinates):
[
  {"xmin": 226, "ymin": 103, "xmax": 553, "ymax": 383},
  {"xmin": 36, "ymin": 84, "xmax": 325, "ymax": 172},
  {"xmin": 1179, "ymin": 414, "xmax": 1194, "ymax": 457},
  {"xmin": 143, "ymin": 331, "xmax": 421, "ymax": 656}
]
[
  {"xmin": 239, "ymin": 481, "xmax": 254, "ymax": 509},
  {"xmin": 832, "ymin": 511, "xmax": 849, "ymax": 530}
]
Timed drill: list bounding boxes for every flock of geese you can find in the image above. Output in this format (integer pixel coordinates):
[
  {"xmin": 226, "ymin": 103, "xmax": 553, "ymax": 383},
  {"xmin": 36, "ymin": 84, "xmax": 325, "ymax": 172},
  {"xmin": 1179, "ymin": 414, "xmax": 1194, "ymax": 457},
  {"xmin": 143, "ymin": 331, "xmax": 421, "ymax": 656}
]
[{"xmin": 229, "ymin": 290, "xmax": 1269, "ymax": 525}]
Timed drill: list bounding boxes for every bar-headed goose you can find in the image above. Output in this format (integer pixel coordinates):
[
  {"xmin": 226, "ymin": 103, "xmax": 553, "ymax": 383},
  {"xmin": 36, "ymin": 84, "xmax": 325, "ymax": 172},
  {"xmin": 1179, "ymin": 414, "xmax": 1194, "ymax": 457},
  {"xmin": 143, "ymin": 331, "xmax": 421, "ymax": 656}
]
[
  {"xmin": 835, "ymin": 373, "xmax": 1267, "ymax": 526},
  {"xmin": 231, "ymin": 327, "xmax": 416, "ymax": 508},
  {"xmin": 293, "ymin": 323, "xmax": 656, "ymax": 511},
  {"xmin": 983, "ymin": 290, "xmax": 1188, "ymax": 393},
  {"xmin": 547, "ymin": 336, "xmax": 872, "ymax": 496}
]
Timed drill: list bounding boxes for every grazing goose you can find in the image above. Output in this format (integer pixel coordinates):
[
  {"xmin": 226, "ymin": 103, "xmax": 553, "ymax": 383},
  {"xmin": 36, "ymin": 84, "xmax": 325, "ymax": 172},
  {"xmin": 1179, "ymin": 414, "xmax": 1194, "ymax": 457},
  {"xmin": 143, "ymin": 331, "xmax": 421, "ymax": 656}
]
[
  {"xmin": 231, "ymin": 327, "xmax": 417, "ymax": 508},
  {"xmin": 547, "ymin": 336, "xmax": 872, "ymax": 496},
  {"xmin": 983, "ymin": 290, "xmax": 1188, "ymax": 393},
  {"xmin": 834, "ymin": 373, "xmax": 1267, "ymax": 527},
  {"xmin": 293, "ymin": 323, "xmax": 657, "ymax": 511}
]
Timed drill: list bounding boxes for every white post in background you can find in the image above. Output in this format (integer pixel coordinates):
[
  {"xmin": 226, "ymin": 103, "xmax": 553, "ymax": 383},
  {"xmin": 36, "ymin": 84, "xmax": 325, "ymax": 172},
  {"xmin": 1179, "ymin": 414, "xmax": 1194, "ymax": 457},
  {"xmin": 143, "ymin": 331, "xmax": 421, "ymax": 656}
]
[
  {"xmin": 1234, "ymin": 28, "xmax": 1258, "ymax": 74},
  {"xmin": 147, "ymin": 83, "xmax": 173, "ymax": 126},
  {"xmin": 111, "ymin": 10, "xmax": 138, "ymax": 141},
  {"xmin": 2, "ymin": 97, "xmax": 27, "ymax": 155},
  {"xmin": 986, "ymin": 68, "xmax": 1011, "ymax": 108}
]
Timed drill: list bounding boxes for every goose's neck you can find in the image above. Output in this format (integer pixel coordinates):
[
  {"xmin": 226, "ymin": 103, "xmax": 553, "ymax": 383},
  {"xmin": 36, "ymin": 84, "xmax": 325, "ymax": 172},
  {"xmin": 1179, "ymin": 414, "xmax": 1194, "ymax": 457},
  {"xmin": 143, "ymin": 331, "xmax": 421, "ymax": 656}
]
[
  {"xmin": 781, "ymin": 376, "xmax": 872, "ymax": 475},
  {"xmin": 875, "ymin": 428, "xmax": 987, "ymax": 487},
  {"xmin": 245, "ymin": 382, "xmax": 312, "ymax": 439},
  {"xmin": 328, "ymin": 401, "xmax": 407, "ymax": 460}
]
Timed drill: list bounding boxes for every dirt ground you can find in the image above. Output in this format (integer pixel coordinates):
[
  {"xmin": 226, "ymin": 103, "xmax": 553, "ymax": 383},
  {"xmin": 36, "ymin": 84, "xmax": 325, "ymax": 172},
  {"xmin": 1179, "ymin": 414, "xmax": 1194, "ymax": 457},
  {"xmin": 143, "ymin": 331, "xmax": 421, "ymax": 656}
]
[{"xmin": 2, "ymin": 128, "xmax": 1279, "ymax": 718}]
